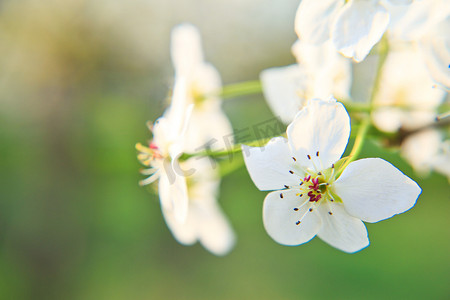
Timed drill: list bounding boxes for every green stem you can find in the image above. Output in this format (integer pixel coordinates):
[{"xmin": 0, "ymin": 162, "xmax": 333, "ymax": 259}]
[
  {"xmin": 342, "ymin": 101, "xmax": 450, "ymax": 113},
  {"xmin": 179, "ymin": 136, "xmax": 272, "ymax": 161},
  {"xmin": 210, "ymin": 73, "xmax": 449, "ymax": 113},
  {"xmin": 205, "ymin": 80, "xmax": 263, "ymax": 99},
  {"xmin": 337, "ymin": 117, "xmax": 371, "ymax": 176},
  {"xmin": 369, "ymin": 36, "xmax": 389, "ymax": 104},
  {"xmin": 336, "ymin": 37, "xmax": 389, "ymax": 175}
]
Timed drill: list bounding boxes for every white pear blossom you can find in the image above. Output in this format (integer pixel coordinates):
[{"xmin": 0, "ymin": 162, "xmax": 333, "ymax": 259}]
[
  {"xmin": 372, "ymin": 47, "xmax": 447, "ymax": 176},
  {"xmin": 137, "ymin": 110, "xmax": 236, "ymax": 255},
  {"xmin": 137, "ymin": 24, "xmax": 236, "ymax": 255},
  {"xmin": 137, "ymin": 79, "xmax": 192, "ymax": 223},
  {"xmin": 170, "ymin": 23, "xmax": 232, "ymax": 152},
  {"xmin": 260, "ymin": 64, "xmax": 308, "ymax": 124},
  {"xmin": 388, "ymin": 0, "xmax": 448, "ymax": 41},
  {"xmin": 418, "ymin": 16, "xmax": 450, "ymax": 89},
  {"xmin": 295, "ymin": 0, "xmax": 412, "ymax": 62},
  {"xmin": 388, "ymin": 0, "xmax": 450, "ymax": 88},
  {"xmin": 260, "ymin": 40, "xmax": 351, "ymax": 124},
  {"xmin": 242, "ymin": 98, "xmax": 421, "ymax": 253}
]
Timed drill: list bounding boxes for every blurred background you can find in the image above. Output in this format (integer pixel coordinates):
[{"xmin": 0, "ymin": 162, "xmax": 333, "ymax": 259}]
[{"xmin": 0, "ymin": 0, "xmax": 449, "ymax": 299}]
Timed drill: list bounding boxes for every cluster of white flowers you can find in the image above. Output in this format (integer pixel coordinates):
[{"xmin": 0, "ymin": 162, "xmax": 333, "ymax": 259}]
[
  {"xmin": 264, "ymin": 0, "xmax": 450, "ymax": 179},
  {"xmin": 138, "ymin": 0, "xmax": 448, "ymax": 255}
]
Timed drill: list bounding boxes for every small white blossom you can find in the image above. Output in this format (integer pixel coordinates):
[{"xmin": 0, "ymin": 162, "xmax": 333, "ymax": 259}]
[
  {"xmin": 371, "ymin": 47, "xmax": 447, "ymax": 176},
  {"xmin": 137, "ymin": 79, "xmax": 192, "ymax": 223},
  {"xmin": 170, "ymin": 23, "xmax": 232, "ymax": 152},
  {"xmin": 388, "ymin": 0, "xmax": 450, "ymax": 88},
  {"xmin": 295, "ymin": 0, "xmax": 412, "ymax": 62},
  {"xmin": 137, "ymin": 111, "xmax": 236, "ymax": 255},
  {"xmin": 260, "ymin": 40, "xmax": 351, "ymax": 124},
  {"xmin": 243, "ymin": 98, "xmax": 421, "ymax": 253},
  {"xmin": 137, "ymin": 24, "xmax": 236, "ymax": 255},
  {"xmin": 418, "ymin": 16, "xmax": 450, "ymax": 89}
]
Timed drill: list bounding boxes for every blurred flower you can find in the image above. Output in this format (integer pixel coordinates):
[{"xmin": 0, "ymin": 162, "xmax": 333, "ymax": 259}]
[
  {"xmin": 162, "ymin": 158, "xmax": 235, "ymax": 256},
  {"xmin": 417, "ymin": 16, "xmax": 450, "ymax": 89},
  {"xmin": 242, "ymin": 98, "xmax": 421, "ymax": 253},
  {"xmin": 388, "ymin": 0, "xmax": 450, "ymax": 88},
  {"xmin": 295, "ymin": 0, "xmax": 411, "ymax": 62},
  {"xmin": 430, "ymin": 140, "xmax": 450, "ymax": 181},
  {"xmin": 371, "ymin": 47, "xmax": 448, "ymax": 177},
  {"xmin": 137, "ymin": 79, "xmax": 193, "ymax": 223},
  {"xmin": 138, "ymin": 24, "xmax": 235, "ymax": 255},
  {"xmin": 260, "ymin": 40, "xmax": 351, "ymax": 124},
  {"xmin": 170, "ymin": 23, "xmax": 233, "ymax": 152}
]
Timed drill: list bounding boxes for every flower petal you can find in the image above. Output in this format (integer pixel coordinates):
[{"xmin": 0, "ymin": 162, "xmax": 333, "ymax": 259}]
[
  {"xmin": 334, "ymin": 158, "xmax": 421, "ymax": 223},
  {"xmin": 186, "ymin": 158, "xmax": 236, "ymax": 255},
  {"xmin": 371, "ymin": 107, "xmax": 404, "ymax": 132},
  {"xmin": 388, "ymin": 0, "xmax": 446, "ymax": 41},
  {"xmin": 287, "ymin": 98, "xmax": 350, "ymax": 171},
  {"xmin": 163, "ymin": 158, "xmax": 235, "ymax": 255},
  {"xmin": 260, "ymin": 64, "xmax": 308, "ymax": 124},
  {"xmin": 160, "ymin": 78, "xmax": 192, "ymax": 150},
  {"xmin": 291, "ymin": 40, "xmax": 353, "ymax": 101},
  {"xmin": 401, "ymin": 129, "xmax": 442, "ymax": 175},
  {"xmin": 317, "ymin": 202, "xmax": 369, "ymax": 253},
  {"xmin": 191, "ymin": 62, "xmax": 222, "ymax": 96},
  {"xmin": 419, "ymin": 18, "xmax": 450, "ymax": 88},
  {"xmin": 158, "ymin": 159, "xmax": 189, "ymax": 223},
  {"xmin": 184, "ymin": 107, "xmax": 233, "ymax": 153},
  {"xmin": 332, "ymin": 0, "xmax": 390, "ymax": 62},
  {"xmin": 263, "ymin": 190, "xmax": 321, "ymax": 246},
  {"xmin": 242, "ymin": 137, "xmax": 301, "ymax": 191},
  {"xmin": 196, "ymin": 200, "xmax": 236, "ymax": 256},
  {"xmin": 295, "ymin": 0, "xmax": 344, "ymax": 45},
  {"xmin": 162, "ymin": 206, "xmax": 197, "ymax": 246},
  {"xmin": 170, "ymin": 23, "xmax": 204, "ymax": 76},
  {"xmin": 162, "ymin": 186, "xmax": 235, "ymax": 256},
  {"xmin": 374, "ymin": 48, "xmax": 446, "ymax": 111}
]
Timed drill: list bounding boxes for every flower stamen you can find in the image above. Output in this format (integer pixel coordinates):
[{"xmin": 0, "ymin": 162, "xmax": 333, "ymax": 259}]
[{"xmin": 294, "ymin": 203, "xmax": 314, "ymax": 225}]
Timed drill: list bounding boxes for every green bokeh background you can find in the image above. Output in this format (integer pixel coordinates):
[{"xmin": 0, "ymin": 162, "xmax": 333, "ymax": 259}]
[{"xmin": 0, "ymin": 1, "xmax": 449, "ymax": 299}]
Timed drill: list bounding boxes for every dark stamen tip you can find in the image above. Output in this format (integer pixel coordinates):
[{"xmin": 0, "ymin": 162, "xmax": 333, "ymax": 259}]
[
  {"xmin": 332, "ymin": 164, "xmax": 335, "ymax": 169},
  {"xmin": 292, "ymin": 157, "xmax": 297, "ymax": 161},
  {"xmin": 317, "ymin": 172, "xmax": 322, "ymax": 175},
  {"xmin": 328, "ymin": 212, "xmax": 333, "ymax": 215},
  {"xmin": 296, "ymin": 221, "xmax": 301, "ymax": 225},
  {"xmin": 294, "ymin": 208, "xmax": 299, "ymax": 211},
  {"xmin": 309, "ymin": 208, "xmax": 313, "ymax": 212},
  {"xmin": 316, "ymin": 151, "xmax": 319, "ymax": 157},
  {"xmin": 289, "ymin": 170, "xmax": 294, "ymax": 174},
  {"xmin": 307, "ymin": 155, "xmax": 311, "ymax": 160},
  {"xmin": 280, "ymin": 193, "xmax": 283, "ymax": 198},
  {"xmin": 284, "ymin": 185, "xmax": 289, "ymax": 188}
]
